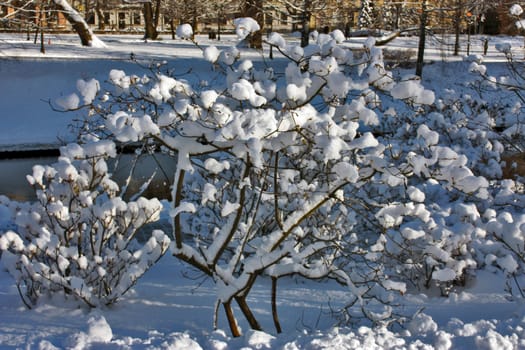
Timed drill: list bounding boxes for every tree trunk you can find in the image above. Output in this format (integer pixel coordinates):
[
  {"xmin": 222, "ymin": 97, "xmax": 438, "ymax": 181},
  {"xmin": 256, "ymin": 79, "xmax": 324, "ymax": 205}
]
[
  {"xmin": 153, "ymin": 0, "xmax": 161, "ymax": 29},
  {"xmin": 223, "ymin": 301, "xmax": 241, "ymax": 337},
  {"xmin": 415, "ymin": 0, "xmax": 427, "ymax": 77},
  {"xmin": 34, "ymin": 27, "xmax": 39, "ymax": 45},
  {"xmin": 192, "ymin": 13, "xmax": 198, "ymax": 37},
  {"xmin": 301, "ymin": 0, "xmax": 310, "ymax": 47},
  {"xmin": 453, "ymin": 0, "xmax": 462, "ymax": 56},
  {"xmin": 217, "ymin": 9, "xmax": 222, "ymax": 40},
  {"xmin": 52, "ymin": 0, "xmax": 99, "ymax": 47},
  {"xmin": 235, "ymin": 296, "xmax": 263, "ymax": 331},
  {"xmin": 143, "ymin": 2, "xmax": 158, "ymax": 40},
  {"xmin": 39, "ymin": 7, "xmax": 45, "ymax": 54},
  {"xmin": 301, "ymin": 14, "xmax": 310, "ymax": 47},
  {"xmin": 96, "ymin": 1, "xmax": 105, "ymax": 31},
  {"xmin": 394, "ymin": 4, "xmax": 401, "ymax": 30},
  {"xmin": 271, "ymin": 277, "xmax": 282, "ymax": 333}
]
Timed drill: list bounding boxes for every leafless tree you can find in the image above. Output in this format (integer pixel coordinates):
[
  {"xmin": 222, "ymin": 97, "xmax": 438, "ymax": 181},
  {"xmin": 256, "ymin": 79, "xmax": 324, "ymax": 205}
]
[
  {"xmin": 53, "ymin": 0, "xmax": 101, "ymax": 45},
  {"xmin": 162, "ymin": 0, "xmax": 208, "ymax": 38},
  {"xmin": 277, "ymin": 0, "xmax": 328, "ymax": 47},
  {"xmin": 82, "ymin": 0, "xmax": 120, "ymax": 31},
  {"xmin": 0, "ymin": 0, "xmax": 102, "ymax": 47},
  {"xmin": 416, "ymin": 0, "xmax": 428, "ymax": 77},
  {"xmin": 377, "ymin": 1, "xmax": 419, "ymax": 31},
  {"xmin": 208, "ymin": 0, "xmax": 237, "ymax": 40},
  {"xmin": 124, "ymin": 0, "xmax": 162, "ymax": 40}
]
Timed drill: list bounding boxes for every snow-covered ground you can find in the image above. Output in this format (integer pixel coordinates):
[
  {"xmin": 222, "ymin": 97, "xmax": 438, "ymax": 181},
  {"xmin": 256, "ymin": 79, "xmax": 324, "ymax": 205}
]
[
  {"xmin": 1, "ymin": 32, "xmax": 525, "ymax": 349},
  {"xmin": 2, "ymin": 253, "xmax": 524, "ymax": 349}
]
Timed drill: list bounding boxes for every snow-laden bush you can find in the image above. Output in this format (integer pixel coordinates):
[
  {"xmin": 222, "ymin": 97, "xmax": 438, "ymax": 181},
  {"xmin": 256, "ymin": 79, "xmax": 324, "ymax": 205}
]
[
  {"xmin": 68, "ymin": 27, "xmax": 447, "ymax": 329},
  {"xmin": 435, "ymin": 45, "xmax": 525, "ymax": 298},
  {"xmin": 467, "ymin": 48, "xmax": 525, "ymax": 153},
  {"xmin": 0, "ymin": 140, "xmax": 170, "ymax": 308},
  {"xmin": 49, "ymin": 21, "xmax": 525, "ymax": 335},
  {"xmin": 353, "ymin": 102, "xmax": 494, "ymax": 295},
  {"xmin": 476, "ymin": 183, "xmax": 525, "ymax": 299}
]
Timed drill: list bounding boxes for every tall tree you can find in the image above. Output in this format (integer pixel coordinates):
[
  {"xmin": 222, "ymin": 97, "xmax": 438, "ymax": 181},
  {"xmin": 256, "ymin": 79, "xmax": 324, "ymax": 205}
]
[
  {"xmin": 163, "ymin": 0, "xmax": 208, "ymax": 38},
  {"xmin": 330, "ymin": 0, "xmax": 359, "ymax": 36},
  {"xmin": 209, "ymin": 0, "xmax": 236, "ymax": 40},
  {"xmin": 162, "ymin": 0, "xmax": 179, "ymax": 39},
  {"xmin": 143, "ymin": 1, "xmax": 157, "ymax": 39},
  {"xmin": 413, "ymin": 0, "xmax": 497, "ymax": 56},
  {"xmin": 379, "ymin": 0, "xmax": 413, "ymax": 31}
]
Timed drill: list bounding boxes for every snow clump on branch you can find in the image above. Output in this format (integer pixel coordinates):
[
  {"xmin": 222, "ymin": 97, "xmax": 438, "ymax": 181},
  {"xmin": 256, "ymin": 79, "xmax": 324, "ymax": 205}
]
[
  {"xmin": 510, "ymin": 4, "xmax": 523, "ymax": 16},
  {"xmin": 176, "ymin": 24, "xmax": 193, "ymax": 40},
  {"xmin": 233, "ymin": 17, "xmax": 261, "ymax": 40}
]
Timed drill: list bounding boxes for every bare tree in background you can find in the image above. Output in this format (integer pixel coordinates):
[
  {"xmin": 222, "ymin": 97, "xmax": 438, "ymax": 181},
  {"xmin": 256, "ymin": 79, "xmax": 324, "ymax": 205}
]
[
  {"xmin": 332, "ymin": 0, "xmax": 358, "ymax": 36},
  {"xmin": 209, "ymin": 0, "xmax": 237, "ymax": 40},
  {"xmin": 378, "ymin": 0, "xmax": 419, "ymax": 31},
  {"xmin": 277, "ymin": 0, "xmax": 328, "ymax": 47},
  {"xmin": 413, "ymin": 0, "xmax": 494, "ymax": 76},
  {"xmin": 144, "ymin": 0, "xmax": 161, "ymax": 39},
  {"xmin": 163, "ymin": 0, "xmax": 208, "ymax": 38},
  {"xmin": 416, "ymin": 0, "xmax": 428, "ymax": 77},
  {"xmin": 124, "ymin": 0, "xmax": 161, "ymax": 40},
  {"xmin": 82, "ymin": 0, "xmax": 121, "ymax": 31},
  {"xmin": 0, "ymin": 0, "xmax": 103, "ymax": 47},
  {"xmin": 162, "ymin": 0, "xmax": 179, "ymax": 39}
]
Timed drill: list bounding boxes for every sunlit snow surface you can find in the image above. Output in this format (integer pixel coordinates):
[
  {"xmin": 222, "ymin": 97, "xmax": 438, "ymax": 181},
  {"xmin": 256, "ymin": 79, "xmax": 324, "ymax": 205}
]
[
  {"xmin": 0, "ymin": 254, "xmax": 523, "ymax": 349},
  {"xmin": 1, "ymin": 32, "xmax": 525, "ymax": 349}
]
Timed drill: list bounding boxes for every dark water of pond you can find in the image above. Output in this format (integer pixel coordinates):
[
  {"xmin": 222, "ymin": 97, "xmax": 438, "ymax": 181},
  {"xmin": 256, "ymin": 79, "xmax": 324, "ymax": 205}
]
[{"xmin": 0, "ymin": 153, "xmax": 176, "ymax": 202}]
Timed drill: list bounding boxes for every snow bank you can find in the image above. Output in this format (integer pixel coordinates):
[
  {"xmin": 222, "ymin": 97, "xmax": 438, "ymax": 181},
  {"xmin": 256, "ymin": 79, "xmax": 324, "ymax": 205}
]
[{"xmin": 65, "ymin": 314, "xmax": 112, "ymax": 349}]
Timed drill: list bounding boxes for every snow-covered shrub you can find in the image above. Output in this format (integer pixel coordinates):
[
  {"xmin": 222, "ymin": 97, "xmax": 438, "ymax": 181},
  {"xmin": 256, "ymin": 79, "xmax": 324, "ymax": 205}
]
[
  {"xmin": 432, "ymin": 41, "xmax": 525, "ymax": 298},
  {"xmin": 472, "ymin": 187, "xmax": 525, "ymax": 299},
  {"xmin": 0, "ymin": 140, "xmax": 170, "ymax": 308},
  {"xmin": 357, "ymin": 99, "xmax": 495, "ymax": 295},
  {"xmin": 484, "ymin": 210, "xmax": 525, "ymax": 290},
  {"xmin": 57, "ymin": 21, "xmax": 505, "ymax": 334},
  {"xmin": 371, "ymin": 199, "xmax": 481, "ymax": 296},
  {"xmin": 466, "ymin": 48, "xmax": 525, "ymax": 154},
  {"xmin": 348, "ymin": 48, "xmax": 525, "ymax": 298}
]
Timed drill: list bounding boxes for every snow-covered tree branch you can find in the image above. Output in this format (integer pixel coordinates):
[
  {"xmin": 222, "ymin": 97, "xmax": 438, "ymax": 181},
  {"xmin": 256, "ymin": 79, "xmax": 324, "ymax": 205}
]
[{"xmin": 52, "ymin": 0, "xmax": 105, "ymax": 47}]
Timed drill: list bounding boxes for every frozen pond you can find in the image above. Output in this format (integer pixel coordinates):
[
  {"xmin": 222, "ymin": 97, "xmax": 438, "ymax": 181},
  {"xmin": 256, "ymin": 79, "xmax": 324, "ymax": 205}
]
[{"xmin": 0, "ymin": 153, "xmax": 176, "ymax": 202}]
